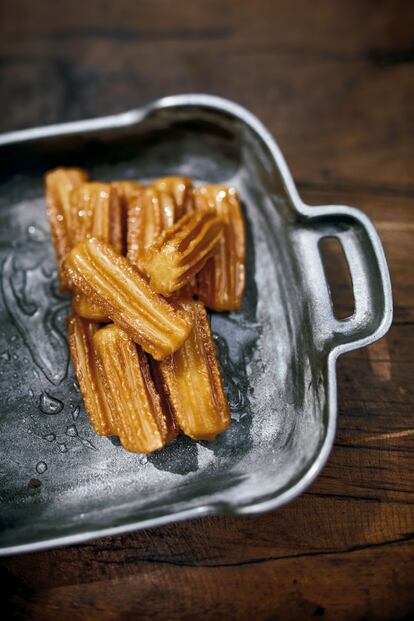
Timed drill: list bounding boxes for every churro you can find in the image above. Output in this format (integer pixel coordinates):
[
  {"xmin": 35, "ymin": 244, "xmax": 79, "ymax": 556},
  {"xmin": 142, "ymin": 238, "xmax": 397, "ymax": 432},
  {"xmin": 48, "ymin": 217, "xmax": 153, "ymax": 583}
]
[
  {"xmin": 70, "ymin": 182, "xmax": 122, "ymax": 320},
  {"xmin": 141, "ymin": 210, "xmax": 224, "ymax": 296},
  {"xmin": 111, "ymin": 181, "xmax": 142, "ymax": 255},
  {"xmin": 151, "ymin": 176, "xmax": 194, "ymax": 215},
  {"xmin": 64, "ymin": 237, "xmax": 193, "ymax": 359},
  {"xmin": 67, "ymin": 315, "xmax": 114, "ymax": 436},
  {"xmin": 127, "ymin": 177, "xmax": 193, "ymax": 267},
  {"xmin": 155, "ymin": 300, "xmax": 230, "ymax": 440},
  {"xmin": 195, "ymin": 186, "xmax": 245, "ymax": 310},
  {"xmin": 94, "ymin": 324, "xmax": 177, "ymax": 452},
  {"xmin": 45, "ymin": 167, "xmax": 89, "ymax": 290}
]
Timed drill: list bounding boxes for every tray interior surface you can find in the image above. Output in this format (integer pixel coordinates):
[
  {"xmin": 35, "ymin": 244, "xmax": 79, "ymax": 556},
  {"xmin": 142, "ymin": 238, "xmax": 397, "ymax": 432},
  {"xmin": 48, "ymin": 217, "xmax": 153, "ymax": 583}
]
[{"xmin": 0, "ymin": 106, "xmax": 326, "ymax": 550}]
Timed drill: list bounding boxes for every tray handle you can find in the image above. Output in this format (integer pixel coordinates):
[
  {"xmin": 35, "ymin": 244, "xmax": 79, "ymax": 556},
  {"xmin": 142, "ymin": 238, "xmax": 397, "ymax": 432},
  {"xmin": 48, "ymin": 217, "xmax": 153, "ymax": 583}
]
[{"xmin": 299, "ymin": 205, "xmax": 393, "ymax": 353}]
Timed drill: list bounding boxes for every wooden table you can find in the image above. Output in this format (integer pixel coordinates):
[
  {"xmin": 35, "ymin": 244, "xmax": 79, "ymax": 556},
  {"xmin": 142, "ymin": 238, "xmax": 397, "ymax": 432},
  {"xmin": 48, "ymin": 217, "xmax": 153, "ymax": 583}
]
[{"xmin": 1, "ymin": 1, "xmax": 413, "ymax": 619}]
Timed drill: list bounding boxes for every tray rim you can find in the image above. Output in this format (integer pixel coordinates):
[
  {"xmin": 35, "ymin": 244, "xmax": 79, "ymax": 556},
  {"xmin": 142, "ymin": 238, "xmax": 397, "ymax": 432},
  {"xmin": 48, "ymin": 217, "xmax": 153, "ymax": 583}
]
[{"xmin": 0, "ymin": 94, "xmax": 393, "ymax": 556}]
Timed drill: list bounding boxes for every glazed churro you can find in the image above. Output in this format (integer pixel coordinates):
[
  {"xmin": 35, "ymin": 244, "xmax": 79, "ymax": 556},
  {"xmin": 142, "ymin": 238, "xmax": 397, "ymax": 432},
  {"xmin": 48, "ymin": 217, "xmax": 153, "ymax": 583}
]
[
  {"xmin": 64, "ymin": 237, "xmax": 193, "ymax": 359},
  {"xmin": 94, "ymin": 324, "xmax": 177, "ymax": 452},
  {"xmin": 67, "ymin": 315, "xmax": 114, "ymax": 436},
  {"xmin": 70, "ymin": 182, "xmax": 122, "ymax": 253},
  {"xmin": 127, "ymin": 187, "xmax": 174, "ymax": 267},
  {"xmin": 140, "ymin": 210, "xmax": 225, "ymax": 296},
  {"xmin": 45, "ymin": 167, "xmax": 89, "ymax": 290},
  {"xmin": 195, "ymin": 186, "xmax": 245, "ymax": 311},
  {"xmin": 151, "ymin": 176, "xmax": 194, "ymax": 216},
  {"xmin": 70, "ymin": 182, "xmax": 122, "ymax": 321},
  {"xmin": 111, "ymin": 181, "xmax": 142, "ymax": 254},
  {"xmin": 111, "ymin": 180, "xmax": 142, "ymax": 207},
  {"xmin": 127, "ymin": 177, "xmax": 193, "ymax": 268},
  {"xmin": 155, "ymin": 300, "xmax": 230, "ymax": 440}
]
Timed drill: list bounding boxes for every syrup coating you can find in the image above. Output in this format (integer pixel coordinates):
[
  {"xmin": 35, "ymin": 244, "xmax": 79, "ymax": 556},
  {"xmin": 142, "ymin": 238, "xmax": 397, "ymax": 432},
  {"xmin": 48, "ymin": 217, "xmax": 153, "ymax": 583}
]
[
  {"xmin": 70, "ymin": 182, "xmax": 123, "ymax": 320},
  {"xmin": 64, "ymin": 237, "xmax": 193, "ymax": 360},
  {"xmin": 155, "ymin": 301, "xmax": 230, "ymax": 440},
  {"xmin": 111, "ymin": 181, "xmax": 142, "ymax": 255},
  {"xmin": 68, "ymin": 315, "xmax": 115, "ymax": 436},
  {"xmin": 44, "ymin": 167, "xmax": 89, "ymax": 291},
  {"xmin": 140, "ymin": 210, "xmax": 225, "ymax": 296},
  {"xmin": 94, "ymin": 324, "xmax": 177, "ymax": 453},
  {"xmin": 195, "ymin": 186, "xmax": 245, "ymax": 311},
  {"xmin": 127, "ymin": 177, "xmax": 193, "ymax": 267}
]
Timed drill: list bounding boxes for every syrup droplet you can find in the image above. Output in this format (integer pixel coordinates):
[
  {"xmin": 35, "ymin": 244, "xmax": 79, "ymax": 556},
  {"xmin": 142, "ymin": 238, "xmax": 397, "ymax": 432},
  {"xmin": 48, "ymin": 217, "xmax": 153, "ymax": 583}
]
[
  {"xmin": 0, "ymin": 351, "xmax": 10, "ymax": 361},
  {"xmin": 58, "ymin": 443, "xmax": 68, "ymax": 453},
  {"xmin": 39, "ymin": 392, "xmax": 64, "ymax": 415},
  {"xmin": 36, "ymin": 461, "xmax": 47, "ymax": 474},
  {"xmin": 72, "ymin": 406, "xmax": 80, "ymax": 421},
  {"xmin": 44, "ymin": 433, "xmax": 55, "ymax": 442},
  {"xmin": 66, "ymin": 424, "xmax": 78, "ymax": 437},
  {"xmin": 140, "ymin": 456, "xmax": 148, "ymax": 465},
  {"xmin": 27, "ymin": 224, "xmax": 47, "ymax": 242}
]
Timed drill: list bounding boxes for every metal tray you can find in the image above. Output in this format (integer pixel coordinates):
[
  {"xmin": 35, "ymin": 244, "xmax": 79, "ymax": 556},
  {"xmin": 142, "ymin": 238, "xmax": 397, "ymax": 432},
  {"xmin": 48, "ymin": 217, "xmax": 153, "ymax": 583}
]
[{"xmin": 0, "ymin": 95, "xmax": 392, "ymax": 555}]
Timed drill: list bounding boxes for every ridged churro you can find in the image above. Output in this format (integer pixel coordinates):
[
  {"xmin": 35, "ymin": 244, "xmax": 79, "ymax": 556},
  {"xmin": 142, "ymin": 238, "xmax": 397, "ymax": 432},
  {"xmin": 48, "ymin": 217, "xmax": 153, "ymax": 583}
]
[
  {"xmin": 151, "ymin": 176, "xmax": 194, "ymax": 215},
  {"xmin": 140, "ymin": 210, "xmax": 225, "ymax": 296},
  {"xmin": 127, "ymin": 187, "xmax": 173, "ymax": 267},
  {"xmin": 111, "ymin": 181, "xmax": 142, "ymax": 255},
  {"xmin": 111, "ymin": 180, "xmax": 142, "ymax": 207},
  {"xmin": 195, "ymin": 186, "xmax": 245, "ymax": 311},
  {"xmin": 70, "ymin": 182, "xmax": 122, "ymax": 320},
  {"xmin": 94, "ymin": 324, "xmax": 177, "ymax": 452},
  {"xmin": 127, "ymin": 177, "xmax": 193, "ymax": 267},
  {"xmin": 64, "ymin": 237, "xmax": 193, "ymax": 359},
  {"xmin": 45, "ymin": 167, "xmax": 89, "ymax": 290},
  {"xmin": 70, "ymin": 182, "xmax": 122, "ymax": 253},
  {"xmin": 67, "ymin": 315, "xmax": 114, "ymax": 436},
  {"xmin": 155, "ymin": 300, "xmax": 230, "ymax": 440}
]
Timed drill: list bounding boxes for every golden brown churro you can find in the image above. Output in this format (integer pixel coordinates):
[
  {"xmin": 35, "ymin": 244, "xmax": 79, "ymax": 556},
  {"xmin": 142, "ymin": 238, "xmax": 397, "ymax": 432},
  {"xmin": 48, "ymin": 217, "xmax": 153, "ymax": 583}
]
[
  {"xmin": 111, "ymin": 180, "xmax": 142, "ymax": 207},
  {"xmin": 70, "ymin": 182, "xmax": 122, "ymax": 253},
  {"xmin": 70, "ymin": 182, "xmax": 122, "ymax": 321},
  {"xmin": 195, "ymin": 186, "xmax": 246, "ymax": 311},
  {"xmin": 140, "ymin": 210, "xmax": 225, "ymax": 296},
  {"xmin": 94, "ymin": 324, "xmax": 177, "ymax": 452},
  {"xmin": 45, "ymin": 167, "xmax": 89, "ymax": 290},
  {"xmin": 64, "ymin": 237, "xmax": 193, "ymax": 359},
  {"xmin": 67, "ymin": 315, "xmax": 114, "ymax": 436},
  {"xmin": 111, "ymin": 181, "xmax": 142, "ymax": 255},
  {"xmin": 155, "ymin": 300, "xmax": 230, "ymax": 440},
  {"xmin": 151, "ymin": 176, "xmax": 194, "ymax": 215},
  {"xmin": 127, "ymin": 177, "xmax": 193, "ymax": 268},
  {"xmin": 127, "ymin": 187, "xmax": 173, "ymax": 267}
]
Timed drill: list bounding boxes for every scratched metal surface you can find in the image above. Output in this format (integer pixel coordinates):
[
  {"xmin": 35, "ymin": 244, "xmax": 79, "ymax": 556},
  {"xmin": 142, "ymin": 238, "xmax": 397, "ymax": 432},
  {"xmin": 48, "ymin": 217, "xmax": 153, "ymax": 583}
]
[{"xmin": 0, "ymin": 97, "xmax": 392, "ymax": 554}]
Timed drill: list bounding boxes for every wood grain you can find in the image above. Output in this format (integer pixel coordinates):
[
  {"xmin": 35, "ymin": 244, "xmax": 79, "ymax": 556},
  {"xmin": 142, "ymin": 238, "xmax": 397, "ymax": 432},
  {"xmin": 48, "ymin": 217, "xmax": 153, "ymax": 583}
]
[{"xmin": 0, "ymin": 1, "xmax": 413, "ymax": 619}]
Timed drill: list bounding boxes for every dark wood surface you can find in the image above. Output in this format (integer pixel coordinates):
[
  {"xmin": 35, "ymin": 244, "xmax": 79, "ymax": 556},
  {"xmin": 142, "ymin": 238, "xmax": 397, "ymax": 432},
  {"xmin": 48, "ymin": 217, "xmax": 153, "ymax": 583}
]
[{"xmin": 1, "ymin": 1, "xmax": 413, "ymax": 619}]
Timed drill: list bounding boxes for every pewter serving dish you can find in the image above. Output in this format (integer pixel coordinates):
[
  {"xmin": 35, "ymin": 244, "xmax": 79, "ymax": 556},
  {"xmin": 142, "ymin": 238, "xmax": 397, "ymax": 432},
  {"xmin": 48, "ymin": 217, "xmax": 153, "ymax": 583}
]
[{"xmin": 0, "ymin": 95, "xmax": 392, "ymax": 555}]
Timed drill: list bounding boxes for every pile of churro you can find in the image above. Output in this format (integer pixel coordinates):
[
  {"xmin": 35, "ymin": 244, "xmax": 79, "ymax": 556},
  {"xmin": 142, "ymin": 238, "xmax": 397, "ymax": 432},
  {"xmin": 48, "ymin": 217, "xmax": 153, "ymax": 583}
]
[{"xmin": 45, "ymin": 170, "xmax": 246, "ymax": 453}]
